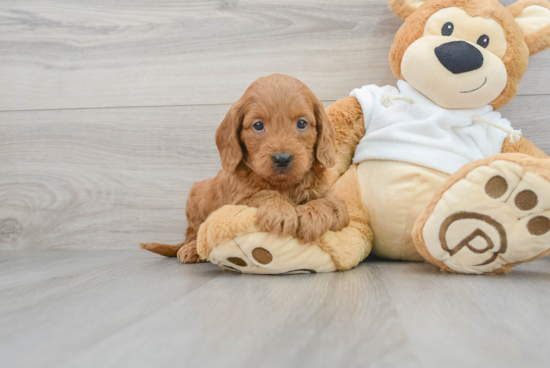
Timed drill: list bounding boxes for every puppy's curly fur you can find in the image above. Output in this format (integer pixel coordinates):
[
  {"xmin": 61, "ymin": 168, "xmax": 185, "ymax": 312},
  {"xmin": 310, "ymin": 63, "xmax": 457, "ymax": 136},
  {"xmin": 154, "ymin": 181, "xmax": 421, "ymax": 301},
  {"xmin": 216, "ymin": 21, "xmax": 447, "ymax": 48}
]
[{"xmin": 142, "ymin": 74, "xmax": 350, "ymax": 263}]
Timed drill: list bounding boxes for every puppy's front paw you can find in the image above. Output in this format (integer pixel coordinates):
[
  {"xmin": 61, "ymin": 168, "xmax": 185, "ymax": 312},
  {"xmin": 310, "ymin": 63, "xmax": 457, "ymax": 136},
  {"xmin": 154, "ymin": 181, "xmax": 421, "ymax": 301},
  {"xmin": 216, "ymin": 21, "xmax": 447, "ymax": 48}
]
[
  {"xmin": 257, "ymin": 200, "xmax": 298, "ymax": 237},
  {"xmin": 177, "ymin": 242, "xmax": 205, "ymax": 263},
  {"xmin": 329, "ymin": 197, "xmax": 350, "ymax": 232},
  {"xmin": 296, "ymin": 202, "xmax": 332, "ymax": 243}
]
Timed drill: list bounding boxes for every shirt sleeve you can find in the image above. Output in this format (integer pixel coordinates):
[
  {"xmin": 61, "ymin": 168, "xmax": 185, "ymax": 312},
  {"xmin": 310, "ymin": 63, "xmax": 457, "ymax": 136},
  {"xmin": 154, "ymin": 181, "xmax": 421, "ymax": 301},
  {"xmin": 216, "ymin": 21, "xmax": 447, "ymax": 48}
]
[{"xmin": 349, "ymin": 85, "xmax": 383, "ymax": 131}]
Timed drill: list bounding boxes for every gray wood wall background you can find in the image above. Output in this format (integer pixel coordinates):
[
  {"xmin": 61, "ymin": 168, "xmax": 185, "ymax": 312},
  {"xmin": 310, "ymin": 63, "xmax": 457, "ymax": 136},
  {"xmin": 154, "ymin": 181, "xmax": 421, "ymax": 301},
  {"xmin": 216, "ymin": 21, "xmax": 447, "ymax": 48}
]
[{"xmin": 1, "ymin": 0, "xmax": 549, "ymax": 250}]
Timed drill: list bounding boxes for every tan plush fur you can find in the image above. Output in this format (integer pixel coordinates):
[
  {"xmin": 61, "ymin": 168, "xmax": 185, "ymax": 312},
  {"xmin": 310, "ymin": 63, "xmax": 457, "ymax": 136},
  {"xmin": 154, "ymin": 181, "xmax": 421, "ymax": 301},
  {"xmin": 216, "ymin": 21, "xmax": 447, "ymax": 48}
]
[
  {"xmin": 196, "ymin": 205, "xmax": 261, "ymax": 260},
  {"xmin": 142, "ymin": 74, "xmax": 349, "ymax": 263},
  {"xmin": 389, "ymin": 0, "xmax": 420, "ymax": 20},
  {"xmin": 317, "ymin": 165, "xmax": 374, "ymax": 270},
  {"xmin": 501, "ymin": 136, "xmax": 550, "ymax": 158},
  {"xmin": 412, "ymin": 153, "xmax": 550, "ymax": 274},
  {"xmin": 507, "ymin": 0, "xmax": 550, "ymax": 55},
  {"xmin": 295, "ymin": 93, "xmax": 548, "ymax": 270},
  {"xmin": 324, "ymin": 0, "xmax": 550, "ymax": 272},
  {"xmin": 389, "ymin": 0, "xmax": 530, "ymax": 110},
  {"xmin": 324, "ymin": 97, "xmax": 366, "ymax": 187}
]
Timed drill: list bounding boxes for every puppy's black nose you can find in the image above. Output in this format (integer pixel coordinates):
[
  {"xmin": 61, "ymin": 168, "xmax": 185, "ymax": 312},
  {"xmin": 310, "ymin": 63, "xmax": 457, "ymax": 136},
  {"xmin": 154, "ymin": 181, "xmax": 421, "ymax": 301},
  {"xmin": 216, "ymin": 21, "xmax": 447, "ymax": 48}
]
[
  {"xmin": 272, "ymin": 153, "xmax": 293, "ymax": 168},
  {"xmin": 435, "ymin": 41, "xmax": 484, "ymax": 74}
]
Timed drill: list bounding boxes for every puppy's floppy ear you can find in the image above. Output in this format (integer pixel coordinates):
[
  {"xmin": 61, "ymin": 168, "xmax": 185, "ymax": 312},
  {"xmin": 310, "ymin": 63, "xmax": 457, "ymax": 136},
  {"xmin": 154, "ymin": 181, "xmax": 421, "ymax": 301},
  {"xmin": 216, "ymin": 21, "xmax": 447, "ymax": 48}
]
[
  {"xmin": 215, "ymin": 100, "xmax": 244, "ymax": 172},
  {"xmin": 508, "ymin": 0, "xmax": 550, "ymax": 55},
  {"xmin": 388, "ymin": 0, "xmax": 428, "ymax": 20},
  {"xmin": 311, "ymin": 95, "xmax": 336, "ymax": 169}
]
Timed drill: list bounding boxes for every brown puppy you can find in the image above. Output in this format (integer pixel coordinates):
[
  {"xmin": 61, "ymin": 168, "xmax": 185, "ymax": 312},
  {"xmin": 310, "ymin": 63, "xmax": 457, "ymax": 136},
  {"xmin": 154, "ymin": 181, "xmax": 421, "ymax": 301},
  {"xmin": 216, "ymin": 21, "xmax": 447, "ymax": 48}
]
[{"xmin": 142, "ymin": 74, "xmax": 350, "ymax": 263}]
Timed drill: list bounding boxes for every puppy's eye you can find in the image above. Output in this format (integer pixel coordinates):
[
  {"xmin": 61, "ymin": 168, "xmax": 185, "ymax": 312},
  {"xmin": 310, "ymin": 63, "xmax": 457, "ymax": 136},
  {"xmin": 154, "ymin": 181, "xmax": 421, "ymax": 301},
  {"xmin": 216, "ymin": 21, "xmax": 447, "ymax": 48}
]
[
  {"xmin": 253, "ymin": 121, "xmax": 264, "ymax": 131},
  {"xmin": 297, "ymin": 119, "xmax": 308, "ymax": 130},
  {"xmin": 441, "ymin": 22, "xmax": 454, "ymax": 36},
  {"xmin": 477, "ymin": 34, "xmax": 490, "ymax": 48}
]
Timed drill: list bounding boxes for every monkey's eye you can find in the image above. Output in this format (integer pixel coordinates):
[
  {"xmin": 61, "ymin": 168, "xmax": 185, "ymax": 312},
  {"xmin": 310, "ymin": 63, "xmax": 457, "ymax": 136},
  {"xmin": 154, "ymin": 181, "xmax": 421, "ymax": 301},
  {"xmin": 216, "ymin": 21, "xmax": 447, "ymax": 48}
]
[
  {"xmin": 441, "ymin": 22, "xmax": 454, "ymax": 36},
  {"xmin": 477, "ymin": 34, "xmax": 490, "ymax": 48},
  {"xmin": 297, "ymin": 119, "xmax": 308, "ymax": 130},
  {"xmin": 253, "ymin": 121, "xmax": 264, "ymax": 131}
]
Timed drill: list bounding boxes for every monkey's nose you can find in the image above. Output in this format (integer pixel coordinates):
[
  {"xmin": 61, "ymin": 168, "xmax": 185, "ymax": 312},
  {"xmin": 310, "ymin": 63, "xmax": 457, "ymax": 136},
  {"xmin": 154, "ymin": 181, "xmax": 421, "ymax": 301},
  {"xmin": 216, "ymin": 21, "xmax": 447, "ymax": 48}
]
[
  {"xmin": 272, "ymin": 153, "xmax": 293, "ymax": 168},
  {"xmin": 435, "ymin": 41, "xmax": 484, "ymax": 74}
]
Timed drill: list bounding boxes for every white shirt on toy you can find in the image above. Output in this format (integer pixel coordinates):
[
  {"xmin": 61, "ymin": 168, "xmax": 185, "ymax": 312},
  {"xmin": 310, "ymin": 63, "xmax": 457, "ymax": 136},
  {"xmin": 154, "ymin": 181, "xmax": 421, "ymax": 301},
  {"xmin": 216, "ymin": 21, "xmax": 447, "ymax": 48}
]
[{"xmin": 351, "ymin": 80, "xmax": 513, "ymax": 175}]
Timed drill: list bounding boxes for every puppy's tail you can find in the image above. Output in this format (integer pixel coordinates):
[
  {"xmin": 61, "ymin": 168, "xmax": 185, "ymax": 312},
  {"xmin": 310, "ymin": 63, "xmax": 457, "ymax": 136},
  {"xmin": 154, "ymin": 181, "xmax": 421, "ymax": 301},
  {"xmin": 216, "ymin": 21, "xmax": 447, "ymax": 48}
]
[{"xmin": 140, "ymin": 242, "xmax": 183, "ymax": 257}]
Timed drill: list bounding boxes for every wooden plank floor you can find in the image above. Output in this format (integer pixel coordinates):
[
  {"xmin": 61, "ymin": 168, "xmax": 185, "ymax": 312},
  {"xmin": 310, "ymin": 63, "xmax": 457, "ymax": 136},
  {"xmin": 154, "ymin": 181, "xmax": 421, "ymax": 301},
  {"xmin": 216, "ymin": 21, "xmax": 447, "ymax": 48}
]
[
  {"xmin": 1, "ymin": 251, "xmax": 550, "ymax": 368},
  {"xmin": 1, "ymin": 0, "xmax": 550, "ymax": 366}
]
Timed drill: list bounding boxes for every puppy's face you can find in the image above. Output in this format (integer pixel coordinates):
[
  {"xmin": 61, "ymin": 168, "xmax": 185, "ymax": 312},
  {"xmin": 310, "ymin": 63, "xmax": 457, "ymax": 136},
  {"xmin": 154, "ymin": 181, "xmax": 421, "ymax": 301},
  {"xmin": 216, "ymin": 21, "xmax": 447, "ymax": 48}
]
[
  {"xmin": 216, "ymin": 74, "xmax": 335, "ymax": 184},
  {"xmin": 240, "ymin": 88, "xmax": 318, "ymax": 183}
]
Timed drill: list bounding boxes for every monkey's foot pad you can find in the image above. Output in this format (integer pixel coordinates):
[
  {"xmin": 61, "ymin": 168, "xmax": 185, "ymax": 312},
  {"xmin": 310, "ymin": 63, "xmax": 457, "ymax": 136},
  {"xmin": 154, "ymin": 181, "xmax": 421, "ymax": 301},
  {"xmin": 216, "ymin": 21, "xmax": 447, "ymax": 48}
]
[
  {"xmin": 414, "ymin": 154, "xmax": 550, "ymax": 274},
  {"xmin": 196, "ymin": 205, "xmax": 337, "ymax": 274}
]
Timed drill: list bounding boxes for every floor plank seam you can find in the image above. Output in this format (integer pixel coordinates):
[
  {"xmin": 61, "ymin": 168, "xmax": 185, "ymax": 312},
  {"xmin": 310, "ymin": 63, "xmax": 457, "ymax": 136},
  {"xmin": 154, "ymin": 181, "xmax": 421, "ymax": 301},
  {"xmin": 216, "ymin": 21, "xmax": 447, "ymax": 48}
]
[{"xmin": 1, "ymin": 93, "xmax": 548, "ymax": 114}]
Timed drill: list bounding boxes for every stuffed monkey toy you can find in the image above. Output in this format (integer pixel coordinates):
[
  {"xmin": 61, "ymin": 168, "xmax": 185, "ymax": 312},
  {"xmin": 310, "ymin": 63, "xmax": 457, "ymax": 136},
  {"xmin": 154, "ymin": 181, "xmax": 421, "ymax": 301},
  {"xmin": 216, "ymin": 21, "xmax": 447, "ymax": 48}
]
[{"xmin": 195, "ymin": 0, "xmax": 550, "ymax": 275}]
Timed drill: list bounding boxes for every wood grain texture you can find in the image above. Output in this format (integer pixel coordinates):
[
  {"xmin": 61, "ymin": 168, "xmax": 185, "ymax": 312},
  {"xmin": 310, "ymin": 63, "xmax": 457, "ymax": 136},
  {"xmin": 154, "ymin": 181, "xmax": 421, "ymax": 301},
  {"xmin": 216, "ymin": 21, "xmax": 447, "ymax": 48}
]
[
  {"xmin": 376, "ymin": 257, "xmax": 550, "ymax": 367},
  {"xmin": 1, "ymin": 251, "xmax": 549, "ymax": 368},
  {"xmin": 1, "ymin": 1, "xmax": 550, "ymax": 366},
  {"xmin": 0, "ymin": 104, "xmax": 225, "ymax": 250},
  {"xmin": 1, "ymin": 95, "xmax": 549, "ymax": 251},
  {"xmin": 0, "ymin": 0, "xmax": 548, "ymax": 111}
]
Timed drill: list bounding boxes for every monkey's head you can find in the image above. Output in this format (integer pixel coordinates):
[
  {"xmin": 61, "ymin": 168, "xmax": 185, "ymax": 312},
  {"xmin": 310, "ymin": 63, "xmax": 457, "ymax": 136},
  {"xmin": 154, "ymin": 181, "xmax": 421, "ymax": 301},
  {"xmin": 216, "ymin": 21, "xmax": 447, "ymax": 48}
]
[{"xmin": 388, "ymin": 0, "xmax": 550, "ymax": 109}]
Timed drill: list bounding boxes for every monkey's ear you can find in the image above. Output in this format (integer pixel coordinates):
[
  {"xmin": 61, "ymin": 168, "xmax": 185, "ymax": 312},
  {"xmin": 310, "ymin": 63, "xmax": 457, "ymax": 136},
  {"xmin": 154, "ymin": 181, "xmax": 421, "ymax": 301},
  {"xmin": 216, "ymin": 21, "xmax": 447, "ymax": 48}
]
[
  {"xmin": 215, "ymin": 101, "xmax": 244, "ymax": 173},
  {"xmin": 388, "ymin": 0, "xmax": 429, "ymax": 20},
  {"xmin": 508, "ymin": 0, "xmax": 550, "ymax": 55}
]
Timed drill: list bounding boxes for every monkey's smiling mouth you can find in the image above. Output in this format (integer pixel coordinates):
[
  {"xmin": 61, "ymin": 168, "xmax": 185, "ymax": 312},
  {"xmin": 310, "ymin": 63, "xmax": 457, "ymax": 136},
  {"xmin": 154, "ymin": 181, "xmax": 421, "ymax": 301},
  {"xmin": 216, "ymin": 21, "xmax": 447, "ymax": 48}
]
[{"xmin": 460, "ymin": 77, "xmax": 487, "ymax": 93}]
